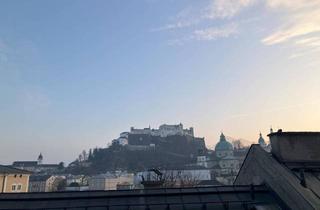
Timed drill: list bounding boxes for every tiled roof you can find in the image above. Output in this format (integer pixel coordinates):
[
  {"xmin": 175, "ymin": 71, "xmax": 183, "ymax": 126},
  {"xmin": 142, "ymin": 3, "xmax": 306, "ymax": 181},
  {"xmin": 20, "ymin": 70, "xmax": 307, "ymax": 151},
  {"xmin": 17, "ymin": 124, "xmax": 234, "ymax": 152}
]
[
  {"xmin": 12, "ymin": 161, "xmax": 38, "ymax": 167},
  {"xmin": 0, "ymin": 165, "xmax": 32, "ymax": 174},
  {"xmin": 29, "ymin": 175, "xmax": 52, "ymax": 182}
]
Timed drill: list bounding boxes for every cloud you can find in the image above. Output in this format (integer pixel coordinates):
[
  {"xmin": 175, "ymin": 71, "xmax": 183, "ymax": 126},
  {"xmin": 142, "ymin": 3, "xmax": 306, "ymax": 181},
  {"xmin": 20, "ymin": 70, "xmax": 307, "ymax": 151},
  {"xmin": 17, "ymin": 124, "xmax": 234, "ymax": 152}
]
[
  {"xmin": 193, "ymin": 23, "xmax": 238, "ymax": 41},
  {"xmin": 205, "ymin": 0, "xmax": 255, "ymax": 19},
  {"xmin": 151, "ymin": 6, "xmax": 203, "ymax": 31},
  {"xmin": 262, "ymin": 0, "xmax": 320, "ymax": 49},
  {"xmin": 154, "ymin": 0, "xmax": 253, "ymax": 32},
  {"xmin": 20, "ymin": 87, "xmax": 51, "ymax": 112},
  {"xmin": 154, "ymin": 0, "xmax": 254, "ymax": 45},
  {"xmin": 152, "ymin": 19, "xmax": 199, "ymax": 32},
  {"xmin": 166, "ymin": 23, "xmax": 238, "ymax": 45},
  {"xmin": 265, "ymin": 0, "xmax": 319, "ymax": 10},
  {"xmin": 295, "ymin": 37, "xmax": 320, "ymax": 47},
  {"xmin": 156, "ymin": 0, "xmax": 320, "ymax": 55}
]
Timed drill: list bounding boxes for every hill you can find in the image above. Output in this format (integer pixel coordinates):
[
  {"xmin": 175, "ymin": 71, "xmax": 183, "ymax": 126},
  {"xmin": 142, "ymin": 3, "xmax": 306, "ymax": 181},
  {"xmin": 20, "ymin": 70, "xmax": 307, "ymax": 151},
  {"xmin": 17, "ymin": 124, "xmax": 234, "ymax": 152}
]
[{"xmin": 67, "ymin": 134, "xmax": 207, "ymax": 174}]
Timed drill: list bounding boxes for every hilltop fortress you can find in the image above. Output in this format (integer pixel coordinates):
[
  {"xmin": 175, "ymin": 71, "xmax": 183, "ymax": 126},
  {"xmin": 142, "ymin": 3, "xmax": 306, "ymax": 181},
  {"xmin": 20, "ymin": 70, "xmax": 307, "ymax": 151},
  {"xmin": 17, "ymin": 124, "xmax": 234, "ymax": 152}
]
[
  {"xmin": 112, "ymin": 124, "xmax": 204, "ymax": 156},
  {"xmin": 130, "ymin": 123, "xmax": 194, "ymax": 137}
]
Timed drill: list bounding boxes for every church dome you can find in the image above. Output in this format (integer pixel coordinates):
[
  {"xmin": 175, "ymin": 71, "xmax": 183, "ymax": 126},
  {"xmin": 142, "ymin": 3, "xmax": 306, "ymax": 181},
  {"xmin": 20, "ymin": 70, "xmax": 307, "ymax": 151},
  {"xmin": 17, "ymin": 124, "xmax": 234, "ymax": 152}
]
[{"xmin": 215, "ymin": 133, "xmax": 233, "ymax": 151}]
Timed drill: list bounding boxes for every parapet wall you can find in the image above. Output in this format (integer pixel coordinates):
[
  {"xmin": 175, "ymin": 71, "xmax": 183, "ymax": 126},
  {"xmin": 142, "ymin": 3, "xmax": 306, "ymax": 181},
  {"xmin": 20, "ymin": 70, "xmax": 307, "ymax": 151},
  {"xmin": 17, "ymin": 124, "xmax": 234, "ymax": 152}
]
[{"xmin": 268, "ymin": 131, "xmax": 320, "ymax": 162}]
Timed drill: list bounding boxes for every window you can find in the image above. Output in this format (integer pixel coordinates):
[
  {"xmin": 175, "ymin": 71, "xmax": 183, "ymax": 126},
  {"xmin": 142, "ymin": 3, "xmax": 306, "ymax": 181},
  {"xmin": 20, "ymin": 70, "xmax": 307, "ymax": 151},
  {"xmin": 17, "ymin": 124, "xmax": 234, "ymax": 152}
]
[
  {"xmin": 17, "ymin": 184, "xmax": 22, "ymax": 191},
  {"xmin": 12, "ymin": 184, "xmax": 16, "ymax": 191}
]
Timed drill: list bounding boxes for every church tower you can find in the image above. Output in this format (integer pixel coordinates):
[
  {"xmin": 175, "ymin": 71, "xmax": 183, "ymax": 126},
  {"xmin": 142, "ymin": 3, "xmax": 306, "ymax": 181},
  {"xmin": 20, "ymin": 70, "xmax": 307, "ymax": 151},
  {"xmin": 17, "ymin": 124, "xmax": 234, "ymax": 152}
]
[
  {"xmin": 37, "ymin": 153, "xmax": 43, "ymax": 165},
  {"xmin": 258, "ymin": 133, "xmax": 267, "ymax": 147}
]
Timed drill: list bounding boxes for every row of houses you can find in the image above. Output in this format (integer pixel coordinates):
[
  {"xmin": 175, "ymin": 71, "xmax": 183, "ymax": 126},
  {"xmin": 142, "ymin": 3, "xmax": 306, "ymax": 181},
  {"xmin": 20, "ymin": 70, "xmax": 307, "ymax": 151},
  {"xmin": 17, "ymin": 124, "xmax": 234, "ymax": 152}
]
[{"xmin": 0, "ymin": 167, "xmax": 217, "ymax": 193}]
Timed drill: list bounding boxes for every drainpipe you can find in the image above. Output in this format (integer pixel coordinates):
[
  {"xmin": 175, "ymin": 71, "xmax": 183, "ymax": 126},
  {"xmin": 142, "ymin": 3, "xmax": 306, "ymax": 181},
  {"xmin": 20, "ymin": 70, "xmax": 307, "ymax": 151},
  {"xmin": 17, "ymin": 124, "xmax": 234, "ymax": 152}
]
[{"xmin": 1, "ymin": 174, "xmax": 6, "ymax": 193}]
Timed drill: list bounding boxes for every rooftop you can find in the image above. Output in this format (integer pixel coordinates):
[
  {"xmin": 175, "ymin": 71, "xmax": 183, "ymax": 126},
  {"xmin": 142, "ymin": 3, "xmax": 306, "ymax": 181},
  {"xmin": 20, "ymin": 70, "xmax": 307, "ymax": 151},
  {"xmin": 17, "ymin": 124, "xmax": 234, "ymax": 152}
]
[
  {"xmin": 235, "ymin": 144, "xmax": 320, "ymax": 209},
  {"xmin": 0, "ymin": 185, "xmax": 286, "ymax": 210},
  {"xmin": 29, "ymin": 175, "xmax": 52, "ymax": 182},
  {"xmin": 0, "ymin": 165, "xmax": 32, "ymax": 174},
  {"xmin": 12, "ymin": 161, "xmax": 38, "ymax": 167}
]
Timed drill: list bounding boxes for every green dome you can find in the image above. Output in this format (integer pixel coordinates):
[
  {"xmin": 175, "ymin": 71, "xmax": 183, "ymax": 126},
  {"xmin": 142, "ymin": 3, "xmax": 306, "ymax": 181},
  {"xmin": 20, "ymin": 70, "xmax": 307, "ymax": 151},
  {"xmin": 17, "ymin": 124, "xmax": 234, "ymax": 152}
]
[{"xmin": 215, "ymin": 133, "xmax": 233, "ymax": 151}]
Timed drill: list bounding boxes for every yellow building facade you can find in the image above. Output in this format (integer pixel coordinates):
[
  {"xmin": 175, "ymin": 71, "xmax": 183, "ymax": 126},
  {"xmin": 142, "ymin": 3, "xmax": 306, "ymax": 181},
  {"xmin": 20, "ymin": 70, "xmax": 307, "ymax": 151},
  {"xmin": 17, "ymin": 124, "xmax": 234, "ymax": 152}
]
[{"xmin": 0, "ymin": 165, "xmax": 31, "ymax": 193}]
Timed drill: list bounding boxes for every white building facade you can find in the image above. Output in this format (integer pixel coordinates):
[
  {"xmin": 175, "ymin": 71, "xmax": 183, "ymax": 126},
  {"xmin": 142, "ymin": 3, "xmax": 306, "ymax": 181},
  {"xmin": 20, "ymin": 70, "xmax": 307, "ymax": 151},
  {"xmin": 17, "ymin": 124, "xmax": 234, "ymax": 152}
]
[{"xmin": 88, "ymin": 172, "xmax": 134, "ymax": 191}]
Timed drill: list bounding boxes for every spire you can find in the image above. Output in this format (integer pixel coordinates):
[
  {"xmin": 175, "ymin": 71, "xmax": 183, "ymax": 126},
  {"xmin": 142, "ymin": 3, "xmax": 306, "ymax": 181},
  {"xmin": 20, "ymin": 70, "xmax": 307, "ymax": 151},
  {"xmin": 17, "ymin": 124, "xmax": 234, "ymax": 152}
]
[
  {"xmin": 220, "ymin": 132, "xmax": 226, "ymax": 141},
  {"xmin": 37, "ymin": 153, "xmax": 43, "ymax": 165},
  {"xmin": 258, "ymin": 133, "xmax": 266, "ymax": 146}
]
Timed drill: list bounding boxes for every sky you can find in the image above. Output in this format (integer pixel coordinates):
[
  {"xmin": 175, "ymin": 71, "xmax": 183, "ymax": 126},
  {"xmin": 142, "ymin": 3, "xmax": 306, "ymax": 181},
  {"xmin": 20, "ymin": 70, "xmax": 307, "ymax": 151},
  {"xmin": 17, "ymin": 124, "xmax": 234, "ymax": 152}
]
[{"xmin": 1, "ymin": 0, "xmax": 320, "ymax": 164}]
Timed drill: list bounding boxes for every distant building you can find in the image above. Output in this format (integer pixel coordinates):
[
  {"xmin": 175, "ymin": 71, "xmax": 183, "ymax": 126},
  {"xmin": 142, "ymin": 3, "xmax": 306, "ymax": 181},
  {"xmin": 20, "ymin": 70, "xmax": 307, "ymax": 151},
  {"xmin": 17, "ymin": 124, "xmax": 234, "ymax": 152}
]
[
  {"xmin": 64, "ymin": 175, "xmax": 88, "ymax": 191},
  {"xmin": 28, "ymin": 175, "xmax": 64, "ymax": 192},
  {"xmin": 196, "ymin": 155, "xmax": 211, "ymax": 168},
  {"xmin": 235, "ymin": 130, "xmax": 320, "ymax": 209},
  {"xmin": 113, "ymin": 123, "xmax": 195, "ymax": 146},
  {"xmin": 65, "ymin": 175, "xmax": 87, "ymax": 186},
  {"xmin": 258, "ymin": 132, "xmax": 271, "ymax": 152},
  {"xmin": 65, "ymin": 182, "xmax": 89, "ymax": 191},
  {"xmin": 215, "ymin": 133, "xmax": 234, "ymax": 158},
  {"xmin": 0, "ymin": 165, "xmax": 31, "ymax": 193},
  {"xmin": 135, "ymin": 169, "xmax": 211, "ymax": 188},
  {"xmin": 12, "ymin": 153, "xmax": 60, "ymax": 173},
  {"xmin": 193, "ymin": 132, "xmax": 247, "ymax": 185},
  {"xmin": 130, "ymin": 123, "xmax": 194, "ymax": 137},
  {"xmin": 88, "ymin": 172, "xmax": 134, "ymax": 191}
]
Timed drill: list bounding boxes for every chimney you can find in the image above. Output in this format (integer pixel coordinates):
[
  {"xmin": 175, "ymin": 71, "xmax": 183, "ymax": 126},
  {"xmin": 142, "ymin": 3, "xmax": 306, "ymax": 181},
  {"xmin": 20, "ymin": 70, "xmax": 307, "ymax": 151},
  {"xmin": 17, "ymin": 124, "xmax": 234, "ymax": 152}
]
[{"xmin": 268, "ymin": 131, "xmax": 320, "ymax": 163}]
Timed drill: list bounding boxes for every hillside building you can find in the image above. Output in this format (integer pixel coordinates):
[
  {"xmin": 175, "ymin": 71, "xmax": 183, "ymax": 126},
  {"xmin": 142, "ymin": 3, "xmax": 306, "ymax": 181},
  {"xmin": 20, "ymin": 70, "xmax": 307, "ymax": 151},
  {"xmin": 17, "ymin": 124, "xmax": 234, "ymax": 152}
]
[
  {"xmin": 130, "ymin": 123, "xmax": 194, "ymax": 137},
  {"xmin": 12, "ymin": 153, "xmax": 60, "ymax": 173},
  {"xmin": 113, "ymin": 123, "xmax": 195, "ymax": 146}
]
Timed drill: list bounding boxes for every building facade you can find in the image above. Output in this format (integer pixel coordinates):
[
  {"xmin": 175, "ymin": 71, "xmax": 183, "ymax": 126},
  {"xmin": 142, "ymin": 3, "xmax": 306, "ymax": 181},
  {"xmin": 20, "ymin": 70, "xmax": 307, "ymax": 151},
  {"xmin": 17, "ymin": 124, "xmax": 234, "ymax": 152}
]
[
  {"xmin": 0, "ymin": 165, "xmax": 31, "ymax": 193},
  {"xmin": 88, "ymin": 172, "xmax": 134, "ymax": 191},
  {"xmin": 28, "ymin": 175, "xmax": 65, "ymax": 192}
]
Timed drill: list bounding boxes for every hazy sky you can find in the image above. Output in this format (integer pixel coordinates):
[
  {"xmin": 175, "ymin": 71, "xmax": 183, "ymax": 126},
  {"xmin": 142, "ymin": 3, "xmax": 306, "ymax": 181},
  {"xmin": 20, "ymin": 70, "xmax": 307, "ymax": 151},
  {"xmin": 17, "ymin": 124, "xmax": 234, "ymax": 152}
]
[{"xmin": 1, "ymin": 0, "xmax": 320, "ymax": 164}]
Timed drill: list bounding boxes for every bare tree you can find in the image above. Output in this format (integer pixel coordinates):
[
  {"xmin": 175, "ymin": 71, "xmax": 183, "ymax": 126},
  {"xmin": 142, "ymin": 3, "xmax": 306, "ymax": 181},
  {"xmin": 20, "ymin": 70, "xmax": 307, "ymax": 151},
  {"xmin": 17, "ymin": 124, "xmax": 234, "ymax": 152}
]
[
  {"xmin": 78, "ymin": 154, "xmax": 83, "ymax": 162},
  {"xmin": 162, "ymin": 170, "xmax": 201, "ymax": 188},
  {"xmin": 232, "ymin": 140, "xmax": 244, "ymax": 150},
  {"xmin": 82, "ymin": 150, "xmax": 88, "ymax": 161},
  {"xmin": 162, "ymin": 170, "xmax": 179, "ymax": 187}
]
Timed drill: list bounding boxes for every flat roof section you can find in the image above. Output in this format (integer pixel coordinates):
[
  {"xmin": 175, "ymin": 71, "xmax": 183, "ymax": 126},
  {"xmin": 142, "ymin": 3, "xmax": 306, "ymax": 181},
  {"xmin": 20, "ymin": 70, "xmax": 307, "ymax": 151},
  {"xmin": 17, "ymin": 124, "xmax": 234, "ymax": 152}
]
[{"xmin": 0, "ymin": 185, "xmax": 285, "ymax": 210}]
